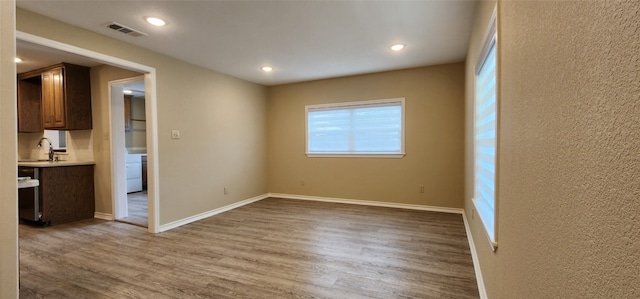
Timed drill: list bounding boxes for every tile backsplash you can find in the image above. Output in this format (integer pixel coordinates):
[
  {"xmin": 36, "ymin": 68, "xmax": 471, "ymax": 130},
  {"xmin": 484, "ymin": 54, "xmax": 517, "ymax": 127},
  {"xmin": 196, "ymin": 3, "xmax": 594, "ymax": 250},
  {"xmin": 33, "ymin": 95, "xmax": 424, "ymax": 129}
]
[{"xmin": 18, "ymin": 130, "xmax": 94, "ymax": 161}]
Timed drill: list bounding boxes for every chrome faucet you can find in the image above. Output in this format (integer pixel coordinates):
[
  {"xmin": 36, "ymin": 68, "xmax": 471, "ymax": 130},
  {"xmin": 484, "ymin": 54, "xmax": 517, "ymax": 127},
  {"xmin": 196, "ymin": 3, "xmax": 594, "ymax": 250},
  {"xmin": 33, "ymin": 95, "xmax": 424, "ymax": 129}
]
[{"xmin": 37, "ymin": 137, "xmax": 55, "ymax": 161}]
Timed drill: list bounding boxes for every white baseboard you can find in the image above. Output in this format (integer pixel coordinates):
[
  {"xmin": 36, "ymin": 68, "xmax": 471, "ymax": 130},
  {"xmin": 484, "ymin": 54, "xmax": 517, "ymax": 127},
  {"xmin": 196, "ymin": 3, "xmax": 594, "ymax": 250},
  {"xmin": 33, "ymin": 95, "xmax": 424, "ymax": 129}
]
[
  {"xmin": 145, "ymin": 191, "xmax": 486, "ymax": 298},
  {"xmin": 462, "ymin": 211, "xmax": 488, "ymax": 299},
  {"xmin": 94, "ymin": 212, "xmax": 114, "ymax": 221},
  {"xmin": 157, "ymin": 193, "xmax": 463, "ymax": 233},
  {"xmin": 124, "ymin": 192, "xmax": 486, "ymax": 296},
  {"xmin": 272, "ymin": 193, "xmax": 485, "ymax": 297},
  {"xmin": 268, "ymin": 193, "xmax": 464, "ymax": 214},
  {"xmin": 158, "ymin": 193, "xmax": 269, "ymax": 232}
]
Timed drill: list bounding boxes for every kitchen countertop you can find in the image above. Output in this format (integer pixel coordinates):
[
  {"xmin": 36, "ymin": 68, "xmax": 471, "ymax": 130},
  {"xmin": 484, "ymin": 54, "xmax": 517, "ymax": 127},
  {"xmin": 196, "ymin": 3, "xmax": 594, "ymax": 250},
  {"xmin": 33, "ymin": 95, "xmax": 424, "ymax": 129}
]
[
  {"xmin": 18, "ymin": 160, "xmax": 96, "ymax": 167},
  {"xmin": 127, "ymin": 150, "xmax": 147, "ymax": 155}
]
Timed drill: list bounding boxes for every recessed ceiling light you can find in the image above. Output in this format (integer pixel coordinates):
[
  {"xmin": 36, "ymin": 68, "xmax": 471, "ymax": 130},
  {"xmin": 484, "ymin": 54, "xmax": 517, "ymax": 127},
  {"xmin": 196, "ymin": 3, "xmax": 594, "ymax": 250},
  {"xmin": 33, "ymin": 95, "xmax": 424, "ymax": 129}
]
[
  {"xmin": 145, "ymin": 17, "xmax": 166, "ymax": 27},
  {"xmin": 15, "ymin": 57, "xmax": 23, "ymax": 63},
  {"xmin": 260, "ymin": 66, "xmax": 273, "ymax": 72},
  {"xmin": 390, "ymin": 44, "xmax": 405, "ymax": 51},
  {"xmin": 123, "ymin": 90, "xmax": 133, "ymax": 95}
]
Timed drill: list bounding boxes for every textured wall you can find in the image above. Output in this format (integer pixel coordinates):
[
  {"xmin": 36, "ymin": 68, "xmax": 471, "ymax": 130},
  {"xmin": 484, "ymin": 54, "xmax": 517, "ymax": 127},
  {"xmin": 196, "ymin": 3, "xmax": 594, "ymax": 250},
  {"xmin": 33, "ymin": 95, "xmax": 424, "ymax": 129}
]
[
  {"xmin": 0, "ymin": 1, "xmax": 18, "ymax": 297},
  {"xmin": 466, "ymin": 1, "xmax": 640, "ymax": 297},
  {"xmin": 268, "ymin": 65, "xmax": 465, "ymax": 208}
]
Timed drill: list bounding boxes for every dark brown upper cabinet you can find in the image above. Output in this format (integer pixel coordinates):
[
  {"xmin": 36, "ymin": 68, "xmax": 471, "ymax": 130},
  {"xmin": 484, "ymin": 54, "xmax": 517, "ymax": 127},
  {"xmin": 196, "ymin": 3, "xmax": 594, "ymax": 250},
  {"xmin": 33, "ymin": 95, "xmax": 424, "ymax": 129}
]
[
  {"xmin": 17, "ymin": 75, "xmax": 42, "ymax": 133},
  {"xmin": 124, "ymin": 95, "xmax": 132, "ymax": 131},
  {"xmin": 17, "ymin": 63, "xmax": 92, "ymax": 132}
]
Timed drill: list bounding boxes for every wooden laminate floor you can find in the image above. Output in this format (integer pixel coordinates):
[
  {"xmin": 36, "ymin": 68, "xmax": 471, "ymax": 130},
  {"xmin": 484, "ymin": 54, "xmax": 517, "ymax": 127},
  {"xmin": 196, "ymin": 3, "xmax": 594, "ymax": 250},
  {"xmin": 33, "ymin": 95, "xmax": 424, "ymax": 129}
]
[
  {"xmin": 118, "ymin": 190, "xmax": 148, "ymax": 227},
  {"xmin": 19, "ymin": 198, "xmax": 479, "ymax": 298}
]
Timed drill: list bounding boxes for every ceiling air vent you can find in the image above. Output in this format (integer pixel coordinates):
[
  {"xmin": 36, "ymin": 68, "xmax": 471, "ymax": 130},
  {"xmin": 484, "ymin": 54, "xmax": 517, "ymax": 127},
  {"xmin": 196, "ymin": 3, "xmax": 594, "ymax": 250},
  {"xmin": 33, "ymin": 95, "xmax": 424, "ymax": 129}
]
[{"xmin": 106, "ymin": 22, "xmax": 148, "ymax": 37}]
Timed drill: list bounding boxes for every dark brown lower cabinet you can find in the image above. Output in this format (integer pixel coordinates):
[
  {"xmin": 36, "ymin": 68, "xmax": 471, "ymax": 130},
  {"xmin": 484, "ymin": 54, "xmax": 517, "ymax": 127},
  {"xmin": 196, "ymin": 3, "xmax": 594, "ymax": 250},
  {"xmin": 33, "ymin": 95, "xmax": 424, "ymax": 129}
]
[
  {"xmin": 142, "ymin": 155, "xmax": 147, "ymax": 190},
  {"xmin": 39, "ymin": 165, "xmax": 95, "ymax": 225}
]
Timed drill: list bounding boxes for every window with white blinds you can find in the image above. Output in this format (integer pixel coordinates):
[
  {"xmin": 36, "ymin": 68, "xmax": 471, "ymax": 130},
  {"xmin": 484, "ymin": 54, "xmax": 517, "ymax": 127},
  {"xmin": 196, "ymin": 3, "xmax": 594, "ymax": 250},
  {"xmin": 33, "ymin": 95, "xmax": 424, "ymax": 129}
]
[
  {"xmin": 306, "ymin": 98, "xmax": 405, "ymax": 157},
  {"xmin": 474, "ymin": 10, "xmax": 498, "ymax": 248}
]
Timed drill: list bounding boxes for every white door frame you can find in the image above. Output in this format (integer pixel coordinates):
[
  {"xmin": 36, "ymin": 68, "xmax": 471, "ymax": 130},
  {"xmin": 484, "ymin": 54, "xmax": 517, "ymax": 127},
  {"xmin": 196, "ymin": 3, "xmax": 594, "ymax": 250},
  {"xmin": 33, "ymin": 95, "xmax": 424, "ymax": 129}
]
[
  {"xmin": 16, "ymin": 31, "xmax": 161, "ymax": 233},
  {"xmin": 109, "ymin": 76, "xmax": 145, "ymax": 222},
  {"xmin": 109, "ymin": 83, "xmax": 127, "ymax": 219}
]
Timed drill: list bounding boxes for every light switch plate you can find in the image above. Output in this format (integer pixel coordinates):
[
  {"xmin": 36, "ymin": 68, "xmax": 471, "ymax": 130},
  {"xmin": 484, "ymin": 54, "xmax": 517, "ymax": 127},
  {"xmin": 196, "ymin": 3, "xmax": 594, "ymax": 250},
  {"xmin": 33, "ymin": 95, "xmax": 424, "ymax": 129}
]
[{"xmin": 171, "ymin": 130, "xmax": 180, "ymax": 139}]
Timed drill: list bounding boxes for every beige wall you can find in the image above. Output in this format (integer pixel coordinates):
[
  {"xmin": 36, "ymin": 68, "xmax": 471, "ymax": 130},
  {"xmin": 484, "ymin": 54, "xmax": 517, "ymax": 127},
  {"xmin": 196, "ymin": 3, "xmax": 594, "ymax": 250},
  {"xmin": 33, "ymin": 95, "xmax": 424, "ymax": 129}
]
[
  {"xmin": 465, "ymin": 1, "xmax": 640, "ymax": 297},
  {"xmin": 89, "ymin": 65, "xmax": 143, "ymax": 214},
  {"xmin": 268, "ymin": 65, "xmax": 465, "ymax": 208},
  {"xmin": 0, "ymin": 1, "xmax": 18, "ymax": 297},
  {"xmin": 16, "ymin": 8, "xmax": 269, "ymax": 225}
]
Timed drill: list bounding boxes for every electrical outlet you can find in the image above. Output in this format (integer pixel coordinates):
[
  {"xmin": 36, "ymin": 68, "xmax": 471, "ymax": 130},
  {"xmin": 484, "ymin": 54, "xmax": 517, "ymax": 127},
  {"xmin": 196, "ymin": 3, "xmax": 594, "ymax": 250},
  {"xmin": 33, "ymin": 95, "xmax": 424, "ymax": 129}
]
[
  {"xmin": 419, "ymin": 184, "xmax": 425, "ymax": 193},
  {"xmin": 224, "ymin": 187, "xmax": 228, "ymax": 195},
  {"xmin": 171, "ymin": 130, "xmax": 180, "ymax": 139}
]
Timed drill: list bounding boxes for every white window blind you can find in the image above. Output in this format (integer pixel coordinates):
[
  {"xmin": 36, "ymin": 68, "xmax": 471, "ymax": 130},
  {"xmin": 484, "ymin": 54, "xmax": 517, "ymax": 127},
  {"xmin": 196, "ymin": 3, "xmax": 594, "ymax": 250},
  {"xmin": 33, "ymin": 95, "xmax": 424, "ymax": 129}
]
[
  {"xmin": 474, "ymin": 12, "xmax": 498, "ymax": 248},
  {"xmin": 306, "ymin": 98, "xmax": 405, "ymax": 157}
]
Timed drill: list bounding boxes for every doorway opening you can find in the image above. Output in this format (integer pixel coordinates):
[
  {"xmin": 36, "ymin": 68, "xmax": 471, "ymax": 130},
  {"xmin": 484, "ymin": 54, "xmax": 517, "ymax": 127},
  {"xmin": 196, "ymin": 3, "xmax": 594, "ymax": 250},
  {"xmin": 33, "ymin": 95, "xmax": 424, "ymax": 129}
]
[
  {"xmin": 110, "ymin": 77, "xmax": 148, "ymax": 227},
  {"xmin": 17, "ymin": 31, "xmax": 160, "ymax": 233}
]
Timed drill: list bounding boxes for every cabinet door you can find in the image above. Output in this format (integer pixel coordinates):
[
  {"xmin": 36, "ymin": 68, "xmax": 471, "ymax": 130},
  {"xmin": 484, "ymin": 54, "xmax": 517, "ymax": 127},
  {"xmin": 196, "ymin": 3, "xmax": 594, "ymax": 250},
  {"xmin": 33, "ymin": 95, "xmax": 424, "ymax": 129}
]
[
  {"xmin": 40, "ymin": 165, "xmax": 95, "ymax": 225},
  {"xmin": 124, "ymin": 95, "xmax": 132, "ymax": 131},
  {"xmin": 141, "ymin": 155, "xmax": 148, "ymax": 190},
  {"xmin": 42, "ymin": 67, "xmax": 66, "ymax": 129},
  {"xmin": 20, "ymin": 63, "xmax": 92, "ymax": 131}
]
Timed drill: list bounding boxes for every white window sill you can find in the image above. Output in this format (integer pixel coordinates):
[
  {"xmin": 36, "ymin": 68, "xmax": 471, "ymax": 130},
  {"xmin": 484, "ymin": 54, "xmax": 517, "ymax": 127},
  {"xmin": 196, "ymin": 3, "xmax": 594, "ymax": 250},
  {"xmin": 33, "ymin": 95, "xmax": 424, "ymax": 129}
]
[
  {"xmin": 306, "ymin": 153, "xmax": 406, "ymax": 159},
  {"xmin": 472, "ymin": 197, "xmax": 498, "ymax": 251}
]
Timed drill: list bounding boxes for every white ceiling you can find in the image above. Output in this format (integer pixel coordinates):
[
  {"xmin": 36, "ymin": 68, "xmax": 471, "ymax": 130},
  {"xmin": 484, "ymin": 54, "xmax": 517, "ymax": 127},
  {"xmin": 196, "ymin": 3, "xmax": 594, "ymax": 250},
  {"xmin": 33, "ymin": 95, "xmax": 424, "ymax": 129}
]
[{"xmin": 16, "ymin": 1, "xmax": 478, "ymax": 86}]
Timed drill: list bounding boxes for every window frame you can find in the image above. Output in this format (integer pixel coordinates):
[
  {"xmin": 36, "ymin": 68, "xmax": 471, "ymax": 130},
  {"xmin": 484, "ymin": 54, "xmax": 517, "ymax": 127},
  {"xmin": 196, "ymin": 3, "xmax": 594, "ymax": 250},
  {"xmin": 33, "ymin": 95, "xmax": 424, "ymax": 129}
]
[
  {"xmin": 305, "ymin": 98, "xmax": 406, "ymax": 158},
  {"xmin": 473, "ymin": 6, "xmax": 499, "ymax": 250}
]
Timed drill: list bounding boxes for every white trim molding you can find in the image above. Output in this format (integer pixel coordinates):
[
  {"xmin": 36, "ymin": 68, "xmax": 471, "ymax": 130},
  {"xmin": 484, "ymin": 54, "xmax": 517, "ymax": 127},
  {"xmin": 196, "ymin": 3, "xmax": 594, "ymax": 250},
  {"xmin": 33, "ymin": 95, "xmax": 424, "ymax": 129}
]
[
  {"xmin": 272, "ymin": 192, "xmax": 487, "ymax": 297},
  {"xmin": 94, "ymin": 212, "xmax": 114, "ymax": 221},
  {"xmin": 16, "ymin": 31, "xmax": 162, "ymax": 234},
  {"xmin": 16, "ymin": 31, "xmax": 154, "ymax": 73},
  {"xmin": 158, "ymin": 193, "xmax": 466, "ymax": 233},
  {"xmin": 149, "ymin": 191, "xmax": 486, "ymax": 298},
  {"xmin": 158, "ymin": 194, "xmax": 269, "ymax": 232},
  {"xmin": 268, "ymin": 193, "xmax": 464, "ymax": 214},
  {"xmin": 462, "ymin": 212, "xmax": 489, "ymax": 299}
]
